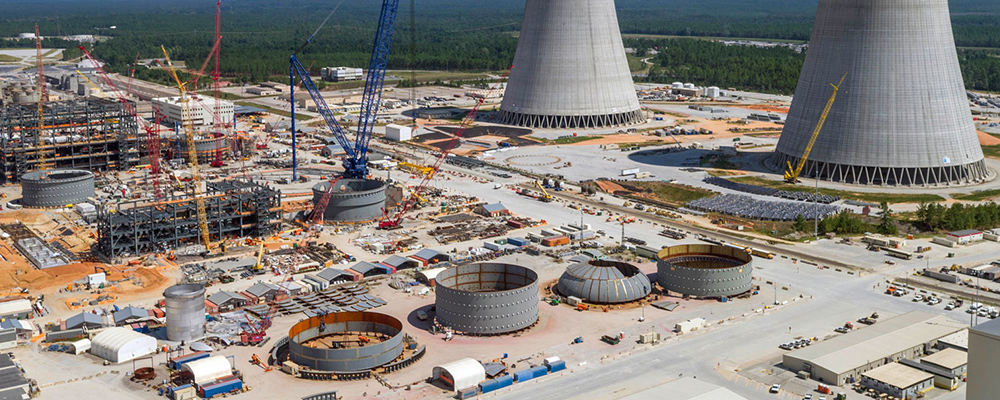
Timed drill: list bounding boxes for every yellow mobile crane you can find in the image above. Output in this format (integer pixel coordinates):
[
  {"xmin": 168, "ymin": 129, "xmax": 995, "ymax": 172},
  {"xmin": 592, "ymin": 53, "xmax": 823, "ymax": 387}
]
[
  {"xmin": 784, "ymin": 72, "xmax": 847, "ymax": 184},
  {"xmin": 534, "ymin": 180, "xmax": 554, "ymax": 202},
  {"xmin": 252, "ymin": 241, "xmax": 265, "ymax": 274},
  {"xmin": 161, "ymin": 46, "xmax": 212, "ymax": 252}
]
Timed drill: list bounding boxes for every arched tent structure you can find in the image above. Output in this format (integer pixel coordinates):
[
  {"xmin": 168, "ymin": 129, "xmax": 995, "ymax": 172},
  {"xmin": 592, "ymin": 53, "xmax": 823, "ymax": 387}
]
[
  {"xmin": 181, "ymin": 356, "xmax": 233, "ymax": 385},
  {"xmin": 69, "ymin": 339, "xmax": 91, "ymax": 355},
  {"xmin": 433, "ymin": 358, "xmax": 486, "ymax": 391},
  {"xmin": 90, "ymin": 327, "xmax": 157, "ymax": 363}
]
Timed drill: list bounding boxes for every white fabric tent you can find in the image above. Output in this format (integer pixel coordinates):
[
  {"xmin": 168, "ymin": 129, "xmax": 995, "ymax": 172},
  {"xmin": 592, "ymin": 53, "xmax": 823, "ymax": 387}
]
[
  {"xmin": 90, "ymin": 327, "xmax": 157, "ymax": 363},
  {"xmin": 432, "ymin": 358, "xmax": 486, "ymax": 391},
  {"xmin": 182, "ymin": 356, "xmax": 232, "ymax": 384}
]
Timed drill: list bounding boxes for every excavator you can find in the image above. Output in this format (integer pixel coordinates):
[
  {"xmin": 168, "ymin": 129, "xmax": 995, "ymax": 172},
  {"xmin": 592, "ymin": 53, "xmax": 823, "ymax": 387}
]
[
  {"xmin": 784, "ymin": 72, "xmax": 847, "ymax": 184},
  {"xmin": 534, "ymin": 181, "xmax": 554, "ymax": 202}
]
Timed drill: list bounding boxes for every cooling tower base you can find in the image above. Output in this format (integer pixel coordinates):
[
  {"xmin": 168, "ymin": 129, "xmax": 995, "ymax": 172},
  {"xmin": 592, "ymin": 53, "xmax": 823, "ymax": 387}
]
[
  {"xmin": 772, "ymin": 152, "xmax": 994, "ymax": 186},
  {"xmin": 496, "ymin": 109, "xmax": 644, "ymax": 129}
]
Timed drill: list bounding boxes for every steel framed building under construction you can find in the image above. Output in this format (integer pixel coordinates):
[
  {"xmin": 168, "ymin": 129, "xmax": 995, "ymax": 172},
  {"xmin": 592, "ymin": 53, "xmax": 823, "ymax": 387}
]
[
  {"xmin": 95, "ymin": 179, "xmax": 281, "ymax": 261},
  {"xmin": 0, "ymin": 99, "xmax": 140, "ymax": 184}
]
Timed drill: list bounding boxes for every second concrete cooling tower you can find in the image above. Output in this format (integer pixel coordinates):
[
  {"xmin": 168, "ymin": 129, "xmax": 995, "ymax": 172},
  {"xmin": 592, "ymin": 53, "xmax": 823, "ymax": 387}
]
[
  {"xmin": 497, "ymin": 0, "xmax": 643, "ymax": 129},
  {"xmin": 774, "ymin": 0, "xmax": 989, "ymax": 186}
]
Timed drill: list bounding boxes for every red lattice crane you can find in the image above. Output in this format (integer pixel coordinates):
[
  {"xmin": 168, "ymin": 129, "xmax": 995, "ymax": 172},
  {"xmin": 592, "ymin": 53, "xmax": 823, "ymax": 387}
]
[
  {"xmin": 378, "ymin": 66, "xmax": 512, "ymax": 229},
  {"xmin": 308, "ymin": 177, "xmax": 342, "ymax": 225}
]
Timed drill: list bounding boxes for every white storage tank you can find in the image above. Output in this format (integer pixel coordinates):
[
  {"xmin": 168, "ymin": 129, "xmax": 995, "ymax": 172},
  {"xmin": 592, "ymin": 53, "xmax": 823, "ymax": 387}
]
[
  {"xmin": 163, "ymin": 284, "xmax": 206, "ymax": 342},
  {"xmin": 706, "ymin": 86, "xmax": 721, "ymax": 98}
]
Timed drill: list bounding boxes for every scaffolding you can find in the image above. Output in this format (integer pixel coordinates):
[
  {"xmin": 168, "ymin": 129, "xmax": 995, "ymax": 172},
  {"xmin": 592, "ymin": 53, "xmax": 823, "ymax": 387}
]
[
  {"xmin": 0, "ymin": 98, "xmax": 140, "ymax": 184},
  {"xmin": 95, "ymin": 179, "xmax": 281, "ymax": 262}
]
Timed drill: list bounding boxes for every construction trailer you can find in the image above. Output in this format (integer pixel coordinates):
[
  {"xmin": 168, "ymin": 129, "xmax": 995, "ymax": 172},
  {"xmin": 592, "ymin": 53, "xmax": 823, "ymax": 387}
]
[
  {"xmin": 95, "ymin": 179, "xmax": 281, "ymax": 262},
  {"xmin": 0, "ymin": 98, "xmax": 140, "ymax": 183}
]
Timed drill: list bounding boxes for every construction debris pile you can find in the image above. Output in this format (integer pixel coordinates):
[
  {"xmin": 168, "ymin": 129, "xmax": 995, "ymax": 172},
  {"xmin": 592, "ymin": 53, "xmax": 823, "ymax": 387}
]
[{"xmin": 272, "ymin": 284, "xmax": 386, "ymax": 317}]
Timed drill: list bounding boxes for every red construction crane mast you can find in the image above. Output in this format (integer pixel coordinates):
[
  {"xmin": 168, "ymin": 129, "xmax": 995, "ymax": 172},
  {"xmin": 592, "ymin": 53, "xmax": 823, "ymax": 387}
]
[
  {"xmin": 79, "ymin": 47, "xmax": 167, "ymax": 200},
  {"xmin": 378, "ymin": 66, "xmax": 512, "ymax": 230},
  {"xmin": 308, "ymin": 177, "xmax": 343, "ymax": 225}
]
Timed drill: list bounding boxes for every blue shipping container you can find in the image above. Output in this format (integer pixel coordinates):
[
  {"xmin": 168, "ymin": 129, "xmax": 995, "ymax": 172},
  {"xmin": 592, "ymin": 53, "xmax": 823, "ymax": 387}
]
[
  {"xmin": 513, "ymin": 370, "xmax": 534, "ymax": 382},
  {"xmin": 199, "ymin": 377, "xmax": 242, "ymax": 398},
  {"xmin": 547, "ymin": 360, "xmax": 566, "ymax": 372},
  {"xmin": 479, "ymin": 379, "xmax": 499, "ymax": 394},
  {"xmin": 529, "ymin": 365, "xmax": 548, "ymax": 378},
  {"xmin": 507, "ymin": 237, "xmax": 528, "ymax": 247},
  {"xmin": 168, "ymin": 352, "xmax": 209, "ymax": 369},
  {"xmin": 496, "ymin": 374, "xmax": 514, "ymax": 388}
]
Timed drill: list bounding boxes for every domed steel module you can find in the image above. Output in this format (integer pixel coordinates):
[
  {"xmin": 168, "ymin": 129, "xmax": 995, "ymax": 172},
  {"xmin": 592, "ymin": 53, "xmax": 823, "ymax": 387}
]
[{"xmin": 556, "ymin": 259, "xmax": 650, "ymax": 304}]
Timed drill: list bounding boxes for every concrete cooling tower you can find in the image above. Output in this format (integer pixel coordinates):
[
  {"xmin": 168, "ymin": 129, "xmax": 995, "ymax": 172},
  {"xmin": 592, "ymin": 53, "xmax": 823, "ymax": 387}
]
[
  {"xmin": 773, "ymin": 0, "xmax": 989, "ymax": 186},
  {"xmin": 497, "ymin": 0, "xmax": 644, "ymax": 129}
]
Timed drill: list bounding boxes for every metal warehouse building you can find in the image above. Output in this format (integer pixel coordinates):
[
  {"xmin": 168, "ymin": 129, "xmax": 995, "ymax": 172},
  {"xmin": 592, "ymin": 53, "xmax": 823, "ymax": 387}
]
[
  {"xmin": 782, "ymin": 312, "xmax": 965, "ymax": 386},
  {"xmin": 620, "ymin": 377, "xmax": 747, "ymax": 400}
]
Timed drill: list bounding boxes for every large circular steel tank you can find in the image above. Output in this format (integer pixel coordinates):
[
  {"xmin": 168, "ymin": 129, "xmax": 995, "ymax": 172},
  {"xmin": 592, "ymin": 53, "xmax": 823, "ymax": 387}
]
[
  {"xmin": 163, "ymin": 284, "xmax": 206, "ymax": 342},
  {"xmin": 656, "ymin": 244, "xmax": 753, "ymax": 298},
  {"xmin": 435, "ymin": 263, "xmax": 539, "ymax": 335},
  {"xmin": 20, "ymin": 169, "xmax": 95, "ymax": 208},
  {"xmin": 311, "ymin": 179, "xmax": 387, "ymax": 222},
  {"xmin": 287, "ymin": 312, "xmax": 405, "ymax": 373}
]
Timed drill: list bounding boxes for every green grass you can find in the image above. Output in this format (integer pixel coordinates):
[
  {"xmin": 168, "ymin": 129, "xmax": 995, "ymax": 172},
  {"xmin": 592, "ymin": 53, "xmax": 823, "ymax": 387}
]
[
  {"xmin": 952, "ymin": 189, "xmax": 1000, "ymax": 201},
  {"xmin": 42, "ymin": 49, "xmax": 59, "ymax": 57},
  {"xmin": 0, "ymin": 55, "xmax": 19, "ymax": 62},
  {"xmin": 235, "ymin": 101, "xmax": 310, "ymax": 121},
  {"xmin": 541, "ymin": 135, "xmax": 601, "ymax": 145},
  {"xmin": 627, "ymin": 181, "xmax": 716, "ymax": 207},
  {"xmin": 197, "ymin": 90, "xmax": 245, "ymax": 100},
  {"xmin": 728, "ymin": 176, "xmax": 946, "ymax": 203},
  {"xmin": 982, "ymin": 144, "xmax": 1000, "ymax": 159}
]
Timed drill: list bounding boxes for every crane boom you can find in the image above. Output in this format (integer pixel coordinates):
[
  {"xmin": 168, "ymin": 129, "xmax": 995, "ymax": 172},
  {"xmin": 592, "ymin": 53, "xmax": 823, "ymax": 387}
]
[
  {"xmin": 79, "ymin": 47, "xmax": 167, "ymax": 200},
  {"xmin": 35, "ymin": 24, "xmax": 48, "ymax": 171},
  {"xmin": 161, "ymin": 46, "xmax": 212, "ymax": 250},
  {"xmin": 379, "ymin": 67, "xmax": 512, "ymax": 229},
  {"xmin": 784, "ymin": 72, "xmax": 847, "ymax": 183},
  {"xmin": 289, "ymin": 0, "xmax": 401, "ymax": 180}
]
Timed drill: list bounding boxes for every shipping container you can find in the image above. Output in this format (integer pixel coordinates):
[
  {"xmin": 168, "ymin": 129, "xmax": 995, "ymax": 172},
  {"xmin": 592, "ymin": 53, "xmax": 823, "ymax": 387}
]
[
  {"xmin": 479, "ymin": 379, "xmax": 499, "ymax": 394},
  {"xmin": 540, "ymin": 229, "xmax": 559, "ymax": 237},
  {"xmin": 546, "ymin": 360, "xmax": 566, "ymax": 372},
  {"xmin": 495, "ymin": 374, "xmax": 513, "ymax": 388},
  {"xmin": 513, "ymin": 370, "xmax": 534, "ymax": 382},
  {"xmin": 506, "ymin": 220, "xmax": 525, "ymax": 229},
  {"xmin": 168, "ymin": 352, "xmax": 210, "ymax": 370},
  {"xmin": 507, "ymin": 237, "xmax": 528, "ymax": 247},
  {"xmin": 529, "ymin": 365, "xmax": 548, "ymax": 378},
  {"xmin": 198, "ymin": 377, "xmax": 242, "ymax": 399},
  {"xmin": 621, "ymin": 168, "xmax": 640, "ymax": 176},
  {"xmin": 169, "ymin": 384, "xmax": 196, "ymax": 400},
  {"xmin": 457, "ymin": 387, "xmax": 478, "ymax": 399},
  {"xmin": 541, "ymin": 236, "xmax": 570, "ymax": 247},
  {"xmin": 634, "ymin": 171, "xmax": 651, "ymax": 178},
  {"xmin": 483, "ymin": 242, "xmax": 501, "ymax": 251}
]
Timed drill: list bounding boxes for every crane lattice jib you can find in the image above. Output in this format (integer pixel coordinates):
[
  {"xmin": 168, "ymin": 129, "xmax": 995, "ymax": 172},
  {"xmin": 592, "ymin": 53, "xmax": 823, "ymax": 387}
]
[
  {"xmin": 79, "ymin": 48, "xmax": 166, "ymax": 200},
  {"xmin": 385, "ymin": 66, "xmax": 513, "ymax": 227},
  {"xmin": 289, "ymin": 56, "xmax": 356, "ymax": 162},
  {"xmin": 789, "ymin": 73, "xmax": 847, "ymax": 180},
  {"xmin": 350, "ymin": 0, "xmax": 402, "ymax": 178},
  {"xmin": 162, "ymin": 46, "xmax": 212, "ymax": 250},
  {"xmin": 309, "ymin": 177, "xmax": 342, "ymax": 225}
]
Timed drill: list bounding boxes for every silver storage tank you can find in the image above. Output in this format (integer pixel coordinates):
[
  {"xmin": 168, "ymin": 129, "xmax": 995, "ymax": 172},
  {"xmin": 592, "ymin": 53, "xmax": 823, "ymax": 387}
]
[{"xmin": 163, "ymin": 284, "xmax": 206, "ymax": 342}]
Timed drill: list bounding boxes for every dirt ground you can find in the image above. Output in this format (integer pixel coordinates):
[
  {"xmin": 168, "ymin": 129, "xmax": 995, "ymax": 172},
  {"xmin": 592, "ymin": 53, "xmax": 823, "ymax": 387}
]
[{"xmin": 978, "ymin": 130, "xmax": 1000, "ymax": 145}]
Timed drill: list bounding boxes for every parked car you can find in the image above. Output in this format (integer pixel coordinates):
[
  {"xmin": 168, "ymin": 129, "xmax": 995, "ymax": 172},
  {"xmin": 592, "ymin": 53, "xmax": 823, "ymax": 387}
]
[{"xmin": 769, "ymin": 384, "xmax": 781, "ymax": 394}]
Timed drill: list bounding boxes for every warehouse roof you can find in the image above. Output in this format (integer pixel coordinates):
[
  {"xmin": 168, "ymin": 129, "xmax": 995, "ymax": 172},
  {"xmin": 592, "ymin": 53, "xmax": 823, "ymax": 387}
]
[
  {"xmin": 862, "ymin": 363, "xmax": 932, "ymax": 389},
  {"xmin": 413, "ymin": 248, "xmax": 445, "ymax": 261},
  {"xmin": 417, "ymin": 267, "xmax": 447, "ymax": 282},
  {"xmin": 66, "ymin": 312, "xmax": 102, "ymax": 329},
  {"xmin": 0, "ymin": 300, "xmax": 31, "ymax": 317},
  {"xmin": 921, "ymin": 348, "xmax": 967, "ymax": 370},
  {"xmin": 113, "ymin": 307, "xmax": 149, "ymax": 324},
  {"xmin": 620, "ymin": 377, "xmax": 746, "ymax": 400},
  {"xmin": 970, "ymin": 317, "xmax": 1000, "ymax": 341},
  {"xmin": 480, "ymin": 203, "xmax": 507, "ymax": 213},
  {"xmin": 245, "ymin": 282, "xmax": 280, "ymax": 298},
  {"xmin": 381, "ymin": 255, "xmax": 412, "ymax": 268},
  {"xmin": 938, "ymin": 329, "xmax": 968, "ymax": 350},
  {"xmin": 947, "ymin": 229, "xmax": 982, "ymax": 237},
  {"xmin": 316, "ymin": 268, "xmax": 353, "ymax": 283},
  {"xmin": 350, "ymin": 261, "xmax": 379, "ymax": 275},
  {"xmin": 207, "ymin": 291, "xmax": 247, "ymax": 307},
  {"xmin": 783, "ymin": 312, "xmax": 965, "ymax": 376}
]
